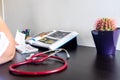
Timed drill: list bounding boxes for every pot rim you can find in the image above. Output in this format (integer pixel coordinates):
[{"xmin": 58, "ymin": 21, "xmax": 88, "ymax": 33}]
[{"xmin": 92, "ymin": 28, "xmax": 120, "ymax": 32}]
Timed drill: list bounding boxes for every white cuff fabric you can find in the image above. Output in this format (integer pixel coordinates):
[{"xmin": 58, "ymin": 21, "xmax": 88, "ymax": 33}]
[{"xmin": 0, "ymin": 32, "xmax": 9, "ymax": 56}]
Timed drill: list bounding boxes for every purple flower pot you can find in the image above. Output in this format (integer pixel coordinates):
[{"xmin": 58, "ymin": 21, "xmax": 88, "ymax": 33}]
[{"xmin": 91, "ymin": 28, "xmax": 120, "ymax": 55}]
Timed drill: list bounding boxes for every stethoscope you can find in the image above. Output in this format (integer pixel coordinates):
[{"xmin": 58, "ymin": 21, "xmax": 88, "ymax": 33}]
[{"xmin": 9, "ymin": 49, "xmax": 70, "ymax": 76}]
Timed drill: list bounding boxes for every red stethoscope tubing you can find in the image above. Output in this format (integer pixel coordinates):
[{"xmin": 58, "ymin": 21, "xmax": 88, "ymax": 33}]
[{"xmin": 9, "ymin": 52, "xmax": 68, "ymax": 76}]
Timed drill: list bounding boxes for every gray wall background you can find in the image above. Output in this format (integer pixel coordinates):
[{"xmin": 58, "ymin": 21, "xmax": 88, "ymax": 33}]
[
  {"xmin": 3, "ymin": 0, "xmax": 120, "ymax": 50},
  {"xmin": 0, "ymin": 0, "xmax": 3, "ymax": 18},
  {"xmin": 0, "ymin": 0, "xmax": 2, "ymax": 17}
]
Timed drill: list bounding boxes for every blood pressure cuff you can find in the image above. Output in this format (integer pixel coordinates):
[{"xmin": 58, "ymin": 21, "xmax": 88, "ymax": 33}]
[{"xmin": 0, "ymin": 32, "xmax": 9, "ymax": 56}]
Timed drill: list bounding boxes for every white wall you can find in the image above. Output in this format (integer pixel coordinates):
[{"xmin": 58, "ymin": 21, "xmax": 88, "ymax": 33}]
[
  {"xmin": 0, "ymin": 0, "xmax": 2, "ymax": 17},
  {"xmin": 4, "ymin": 0, "xmax": 33, "ymax": 35},
  {"xmin": 3, "ymin": 0, "xmax": 120, "ymax": 50}
]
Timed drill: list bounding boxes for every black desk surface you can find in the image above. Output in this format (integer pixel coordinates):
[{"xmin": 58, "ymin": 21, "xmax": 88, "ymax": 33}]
[{"xmin": 0, "ymin": 46, "xmax": 120, "ymax": 80}]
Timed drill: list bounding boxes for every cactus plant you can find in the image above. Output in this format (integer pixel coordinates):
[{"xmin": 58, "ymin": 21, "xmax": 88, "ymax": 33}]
[
  {"xmin": 95, "ymin": 18, "xmax": 116, "ymax": 31},
  {"xmin": 92, "ymin": 18, "xmax": 120, "ymax": 55}
]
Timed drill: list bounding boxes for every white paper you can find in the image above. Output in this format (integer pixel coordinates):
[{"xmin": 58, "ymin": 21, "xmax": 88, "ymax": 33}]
[
  {"xmin": 0, "ymin": 32, "xmax": 9, "ymax": 56},
  {"xmin": 15, "ymin": 30, "xmax": 25, "ymax": 45},
  {"xmin": 16, "ymin": 44, "xmax": 38, "ymax": 54}
]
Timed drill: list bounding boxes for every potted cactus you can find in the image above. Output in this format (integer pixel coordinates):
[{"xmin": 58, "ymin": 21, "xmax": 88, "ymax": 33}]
[{"xmin": 91, "ymin": 18, "xmax": 120, "ymax": 55}]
